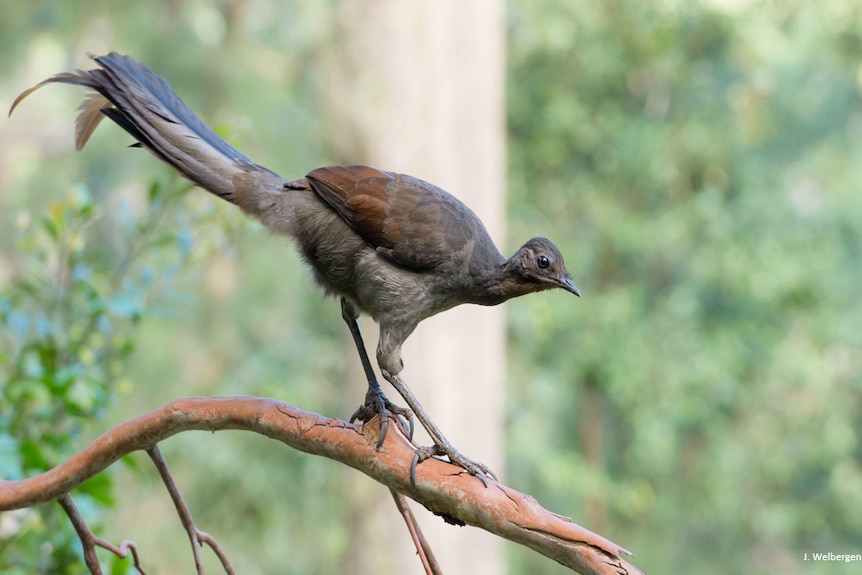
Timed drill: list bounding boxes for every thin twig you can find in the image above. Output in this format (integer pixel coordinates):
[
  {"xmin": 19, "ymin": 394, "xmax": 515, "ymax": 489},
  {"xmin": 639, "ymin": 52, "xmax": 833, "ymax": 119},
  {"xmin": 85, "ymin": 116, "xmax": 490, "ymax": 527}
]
[
  {"xmin": 146, "ymin": 445, "xmax": 236, "ymax": 575},
  {"xmin": 390, "ymin": 489, "xmax": 442, "ymax": 575},
  {"xmin": 146, "ymin": 446, "xmax": 205, "ymax": 573},
  {"xmin": 58, "ymin": 493, "xmax": 147, "ymax": 575},
  {"xmin": 197, "ymin": 531, "xmax": 237, "ymax": 574}
]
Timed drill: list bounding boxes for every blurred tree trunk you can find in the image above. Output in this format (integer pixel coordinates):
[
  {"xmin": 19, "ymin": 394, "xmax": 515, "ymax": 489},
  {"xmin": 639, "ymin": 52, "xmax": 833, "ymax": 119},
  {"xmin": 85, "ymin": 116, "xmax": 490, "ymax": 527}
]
[
  {"xmin": 578, "ymin": 383, "xmax": 608, "ymax": 535},
  {"xmin": 325, "ymin": 1, "xmax": 506, "ymax": 573}
]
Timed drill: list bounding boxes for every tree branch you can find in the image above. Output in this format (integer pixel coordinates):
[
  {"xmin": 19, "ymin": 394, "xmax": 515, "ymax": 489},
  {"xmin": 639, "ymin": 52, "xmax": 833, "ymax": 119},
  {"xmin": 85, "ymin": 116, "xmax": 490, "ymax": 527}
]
[
  {"xmin": 390, "ymin": 489, "xmax": 442, "ymax": 575},
  {"xmin": 0, "ymin": 397, "xmax": 642, "ymax": 575},
  {"xmin": 146, "ymin": 445, "xmax": 236, "ymax": 575},
  {"xmin": 57, "ymin": 493, "xmax": 146, "ymax": 574}
]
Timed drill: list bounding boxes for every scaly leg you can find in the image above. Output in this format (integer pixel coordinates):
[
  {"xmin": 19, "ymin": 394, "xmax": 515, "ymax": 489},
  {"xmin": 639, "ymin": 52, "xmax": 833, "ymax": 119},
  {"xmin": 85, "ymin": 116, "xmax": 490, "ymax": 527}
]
[
  {"xmin": 341, "ymin": 299, "xmax": 413, "ymax": 447},
  {"xmin": 382, "ymin": 369, "xmax": 497, "ymax": 487}
]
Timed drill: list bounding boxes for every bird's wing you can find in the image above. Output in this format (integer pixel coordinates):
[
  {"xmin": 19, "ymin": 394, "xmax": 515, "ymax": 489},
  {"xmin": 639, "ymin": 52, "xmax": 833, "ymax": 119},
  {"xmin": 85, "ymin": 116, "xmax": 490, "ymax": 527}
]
[{"xmin": 306, "ymin": 165, "xmax": 484, "ymax": 271}]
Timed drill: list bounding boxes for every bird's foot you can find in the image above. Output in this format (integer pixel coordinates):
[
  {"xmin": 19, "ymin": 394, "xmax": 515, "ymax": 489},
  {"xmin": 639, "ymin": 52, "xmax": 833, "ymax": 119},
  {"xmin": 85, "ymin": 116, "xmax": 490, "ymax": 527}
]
[
  {"xmin": 410, "ymin": 443, "xmax": 497, "ymax": 488},
  {"xmin": 350, "ymin": 389, "xmax": 414, "ymax": 448}
]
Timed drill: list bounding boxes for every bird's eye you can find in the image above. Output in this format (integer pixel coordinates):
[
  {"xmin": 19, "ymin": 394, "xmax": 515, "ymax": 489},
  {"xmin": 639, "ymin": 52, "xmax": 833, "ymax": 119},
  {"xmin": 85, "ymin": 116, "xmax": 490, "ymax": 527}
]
[{"xmin": 537, "ymin": 255, "xmax": 550, "ymax": 269}]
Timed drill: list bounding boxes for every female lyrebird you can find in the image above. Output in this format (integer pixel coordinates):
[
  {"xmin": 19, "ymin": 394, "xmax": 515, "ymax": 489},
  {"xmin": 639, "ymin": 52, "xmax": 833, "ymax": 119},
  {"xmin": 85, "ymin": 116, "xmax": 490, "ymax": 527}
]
[{"xmin": 11, "ymin": 52, "xmax": 579, "ymax": 483}]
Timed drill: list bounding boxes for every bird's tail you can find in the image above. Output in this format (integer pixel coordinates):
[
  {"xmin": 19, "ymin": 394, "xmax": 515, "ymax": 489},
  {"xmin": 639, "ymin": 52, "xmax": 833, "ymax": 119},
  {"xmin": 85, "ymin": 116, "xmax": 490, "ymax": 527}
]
[{"xmin": 9, "ymin": 52, "xmax": 287, "ymax": 215}]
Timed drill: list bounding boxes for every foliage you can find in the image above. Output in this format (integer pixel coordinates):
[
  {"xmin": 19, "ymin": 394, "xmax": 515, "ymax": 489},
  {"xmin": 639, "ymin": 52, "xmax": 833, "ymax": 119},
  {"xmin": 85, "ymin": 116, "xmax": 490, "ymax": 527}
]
[
  {"xmin": 506, "ymin": 1, "xmax": 862, "ymax": 574},
  {"xmin": 0, "ymin": 177, "xmax": 203, "ymax": 574}
]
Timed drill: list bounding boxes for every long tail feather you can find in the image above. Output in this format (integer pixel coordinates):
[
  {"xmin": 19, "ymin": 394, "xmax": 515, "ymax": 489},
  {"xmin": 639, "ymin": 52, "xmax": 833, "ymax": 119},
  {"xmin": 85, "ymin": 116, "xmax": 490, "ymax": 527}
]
[{"xmin": 9, "ymin": 52, "xmax": 285, "ymax": 207}]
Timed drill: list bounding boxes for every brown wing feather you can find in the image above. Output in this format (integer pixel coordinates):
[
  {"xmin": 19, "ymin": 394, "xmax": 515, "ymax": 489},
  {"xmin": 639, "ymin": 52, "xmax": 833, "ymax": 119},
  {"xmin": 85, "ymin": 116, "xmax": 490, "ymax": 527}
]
[
  {"xmin": 306, "ymin": 165, "xmax": 397, "ymax": 248},
  {"xmin": 306, "ymin": 165, "xmax": 490, "ymax": 271}
]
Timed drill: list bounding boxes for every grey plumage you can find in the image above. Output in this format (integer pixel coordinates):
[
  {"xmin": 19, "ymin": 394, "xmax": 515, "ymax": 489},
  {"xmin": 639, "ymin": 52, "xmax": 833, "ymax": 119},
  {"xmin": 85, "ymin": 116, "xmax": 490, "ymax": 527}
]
[{"xmin": 11, "ymin": 52, "xmax": 580, "ymax": 481}]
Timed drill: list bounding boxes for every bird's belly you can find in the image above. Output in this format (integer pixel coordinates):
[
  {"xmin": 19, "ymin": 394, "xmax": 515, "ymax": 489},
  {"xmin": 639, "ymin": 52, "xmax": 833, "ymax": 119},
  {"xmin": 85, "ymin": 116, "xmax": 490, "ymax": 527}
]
[{"xmin": 349, "ymin": 251, "xmax": 453, "ymax": 323}]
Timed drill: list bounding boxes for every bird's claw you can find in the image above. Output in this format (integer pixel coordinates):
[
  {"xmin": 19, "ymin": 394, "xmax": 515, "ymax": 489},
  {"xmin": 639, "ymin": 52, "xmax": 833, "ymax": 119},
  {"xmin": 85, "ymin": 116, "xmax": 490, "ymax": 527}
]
[
  {"xmin": 409, "ymin": 444, "xmax": 497, "ymax": 488},
  {"xmin": 350, "ymin": 390, "xmax": 414, "ymax": 447}
]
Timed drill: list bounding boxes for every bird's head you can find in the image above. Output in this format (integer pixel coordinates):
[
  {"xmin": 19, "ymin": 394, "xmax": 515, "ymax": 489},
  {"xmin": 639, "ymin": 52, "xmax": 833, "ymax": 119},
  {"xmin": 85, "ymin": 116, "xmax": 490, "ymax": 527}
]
[{"xmin": 509, "ymin": 237, "xmax": 580, "ymax": 297}]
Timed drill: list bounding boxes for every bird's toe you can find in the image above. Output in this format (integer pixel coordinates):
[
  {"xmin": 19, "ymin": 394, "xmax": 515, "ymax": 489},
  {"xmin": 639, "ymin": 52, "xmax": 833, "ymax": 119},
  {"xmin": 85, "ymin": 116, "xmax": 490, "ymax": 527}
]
[{"xmin": 351, "ymin": 390, "xmax": 413, "ymax": 447}]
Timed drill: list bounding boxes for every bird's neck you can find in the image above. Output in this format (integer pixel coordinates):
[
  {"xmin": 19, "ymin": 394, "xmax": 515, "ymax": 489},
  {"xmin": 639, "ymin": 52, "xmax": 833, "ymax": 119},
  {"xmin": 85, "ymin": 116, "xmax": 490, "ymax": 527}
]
[{"xmin": 469, "ymin": 258, "xmax": 536, "ymax": 306}]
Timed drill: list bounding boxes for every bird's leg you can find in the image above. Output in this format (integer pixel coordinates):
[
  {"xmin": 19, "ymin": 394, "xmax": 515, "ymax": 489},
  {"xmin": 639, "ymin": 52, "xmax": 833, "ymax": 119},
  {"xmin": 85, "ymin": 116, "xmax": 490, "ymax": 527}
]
[
  {"xmin": 381, "ymin": 370, "xmax": 497, "ymax": 487},
  {"xmin": 341, "ymin": 299, "xmax": 413, "ymax": 447}
]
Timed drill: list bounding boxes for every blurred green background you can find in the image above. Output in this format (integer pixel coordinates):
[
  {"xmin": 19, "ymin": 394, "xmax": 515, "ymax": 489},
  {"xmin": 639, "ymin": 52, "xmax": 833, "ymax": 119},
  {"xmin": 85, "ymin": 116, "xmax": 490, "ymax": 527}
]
[{"xmin": 1, "ymin": 1, "xmax": 860, "ymax": 574}]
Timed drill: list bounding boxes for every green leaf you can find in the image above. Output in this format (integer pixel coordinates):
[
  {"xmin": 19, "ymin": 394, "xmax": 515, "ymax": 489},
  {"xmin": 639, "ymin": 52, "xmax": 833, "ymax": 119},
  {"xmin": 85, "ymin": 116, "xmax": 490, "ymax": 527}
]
[
  {"xmin": 105, "ymin": 294, "xmax": 143, "ymax": 319},
  {"xmin": 0, "ymin": 433, "xmax": 24, "ymax": 479},
  {"xmin": 19, "ymin": 439, "xmax": 50, "ymax": 471},
  {"xmin": 76, "ymin": 472, "xmax": 115, "ymax": 506}
]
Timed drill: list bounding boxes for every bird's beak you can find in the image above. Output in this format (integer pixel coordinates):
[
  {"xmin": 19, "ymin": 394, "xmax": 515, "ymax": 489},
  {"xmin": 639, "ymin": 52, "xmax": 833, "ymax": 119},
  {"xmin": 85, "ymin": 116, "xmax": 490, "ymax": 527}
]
[{"xmin": 562, "ymin": 276, "xmax": 581, "ymax": 297}]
